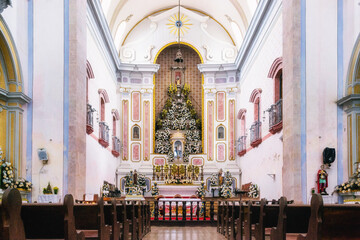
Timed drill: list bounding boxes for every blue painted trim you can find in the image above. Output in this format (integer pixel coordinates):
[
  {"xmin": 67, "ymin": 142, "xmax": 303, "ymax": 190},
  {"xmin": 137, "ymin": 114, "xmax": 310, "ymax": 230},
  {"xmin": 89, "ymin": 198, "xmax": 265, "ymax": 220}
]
[
  {"xmin": 25, "ymin": 0, "xmax": 33, "ymax": 202},
  {"xmin": 337, "ymin": 0, "xmax": 344, "ymax": 204},
  {"xmin": 300, "ymin": 0, "xmax": 307, "ymax": 204},
  {"xmin": 63, "ymin": 0, "xmax": 69, "ymax": 195}
]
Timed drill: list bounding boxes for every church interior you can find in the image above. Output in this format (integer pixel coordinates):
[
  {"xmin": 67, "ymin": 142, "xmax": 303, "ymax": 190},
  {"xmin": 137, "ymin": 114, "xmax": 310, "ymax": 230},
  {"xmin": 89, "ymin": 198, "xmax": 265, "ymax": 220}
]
[{"xmin": 0, "ymin": 0, "xmax": 360, "ymax": 239}]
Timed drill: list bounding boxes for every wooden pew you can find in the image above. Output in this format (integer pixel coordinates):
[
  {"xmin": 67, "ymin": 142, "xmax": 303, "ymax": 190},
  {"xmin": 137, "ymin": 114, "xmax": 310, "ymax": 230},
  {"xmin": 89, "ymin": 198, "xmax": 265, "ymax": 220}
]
[
  {"xmin": 21, "ymin": 194, "xmax": 85, "ymax": 240},
  {"xmin": 116, "ymin": 201, "xmax": 130, "ymax": 240},
  {"xmin": 74, "ymin": 197, "xmax": 111, "ymax": 240},
  {"xmin": 126, "ymin": 201, "xmax": 138, "ymax": 240},
  {"xmin": 104, "ymin": 200, "xmax": 120, "ymax": 240},
  {"xmin": 0, "ymin": 188, "xmax": 26, "ymax": 240},
  {"xmin": 297, "ymin": 194, "xmax": 360, "ymax": 240},
  {"xmin": 254, "ymin": 198, "xmax": 281, "ymax": 240}
]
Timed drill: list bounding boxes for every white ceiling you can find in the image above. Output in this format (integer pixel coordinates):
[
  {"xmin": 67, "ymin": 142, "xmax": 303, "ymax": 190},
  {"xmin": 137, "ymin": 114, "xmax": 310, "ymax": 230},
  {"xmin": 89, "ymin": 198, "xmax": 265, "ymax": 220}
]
[{"xmin": 101, "ymin": 0, "xmax": 258, "ymax": 46}]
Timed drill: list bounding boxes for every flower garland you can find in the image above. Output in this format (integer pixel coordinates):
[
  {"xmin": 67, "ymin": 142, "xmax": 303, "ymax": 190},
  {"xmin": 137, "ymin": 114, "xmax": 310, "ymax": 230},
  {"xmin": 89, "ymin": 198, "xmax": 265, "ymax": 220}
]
[
  {"xmin": 0, "ymin": 147, "xmax": 32, "ymax": 191},
  {"xmin": 248, "ymin": 183, "xmax": 260, "ymax": 198}
]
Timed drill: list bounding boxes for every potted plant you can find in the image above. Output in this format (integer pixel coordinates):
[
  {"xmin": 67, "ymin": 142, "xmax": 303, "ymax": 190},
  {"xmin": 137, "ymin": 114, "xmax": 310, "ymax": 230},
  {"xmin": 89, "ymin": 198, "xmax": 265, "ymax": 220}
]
[{"xmin": 53, "ymin": 187, "xmax": 59, "ymax": 195}]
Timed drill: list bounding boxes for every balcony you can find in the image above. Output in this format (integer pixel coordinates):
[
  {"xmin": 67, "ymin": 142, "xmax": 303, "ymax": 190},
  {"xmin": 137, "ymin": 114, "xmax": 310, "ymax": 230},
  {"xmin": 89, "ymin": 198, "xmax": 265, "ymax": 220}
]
[
  {"xmin": 250, "ymin": 121, "xmax": 262, "ymax": 148},
  {"xmin": 268, "ymin": 99, "xmax": 283, "ymax": 134},
  {"xmin": 237, "ymin": 136, "xmax": 247, "ymax": 156},
  {"xmin": 99, "ymin": 122, "xmax": 110, "ymax": 148},
  {"xmin": 86, "ymin": 104, "xmax": 95, "ymax": 134},
  {"xmin": 112, "ymin": 136, "xmax": 121, "ymax": 157}
]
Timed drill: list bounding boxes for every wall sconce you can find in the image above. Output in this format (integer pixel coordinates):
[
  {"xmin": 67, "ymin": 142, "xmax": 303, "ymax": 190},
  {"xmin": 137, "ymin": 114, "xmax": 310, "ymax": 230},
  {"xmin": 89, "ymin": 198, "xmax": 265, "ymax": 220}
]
[{"xmin": 267, "ymin": 173, "xmax": 276, "ymax": 180}]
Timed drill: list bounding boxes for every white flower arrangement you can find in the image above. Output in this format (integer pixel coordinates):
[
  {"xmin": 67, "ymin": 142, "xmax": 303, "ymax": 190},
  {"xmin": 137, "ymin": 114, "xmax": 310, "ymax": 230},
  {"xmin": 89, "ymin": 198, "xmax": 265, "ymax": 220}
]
[{"xmin": 248, "ymin": 183, "xmax": 260, "ymax": 198}]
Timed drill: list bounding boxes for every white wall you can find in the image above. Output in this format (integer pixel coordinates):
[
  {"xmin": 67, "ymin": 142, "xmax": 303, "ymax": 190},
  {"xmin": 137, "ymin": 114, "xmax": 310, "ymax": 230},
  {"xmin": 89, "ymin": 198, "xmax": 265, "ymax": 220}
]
[
  {"xmin": 86, "ymin": 22, "xmax": 120, "ymax": 194},
  {"xmin": 236, "ymin": 10, "xmax": 283, "ymax": 200}
]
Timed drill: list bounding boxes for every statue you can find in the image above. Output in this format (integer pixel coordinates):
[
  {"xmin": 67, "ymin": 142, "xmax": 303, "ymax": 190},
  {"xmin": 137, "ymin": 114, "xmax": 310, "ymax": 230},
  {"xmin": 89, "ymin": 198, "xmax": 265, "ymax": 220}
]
[
  {"xmin": 218, "ymin": 169, "xmax": 224, "ymax": 186},
  {"xmin": 151, "ymin": 182, "xmax": 159, "ymax": 196},
  {"xmin": 317, "ymin": 165, "xmax": 328, "ymax": 195},
  {"xmin": 133, "ymin": 170, "xmax": 138, "ymax": 185},
  {"xmin": 175, "ymin": 76, "xmax": 181, "ymax": 86}
]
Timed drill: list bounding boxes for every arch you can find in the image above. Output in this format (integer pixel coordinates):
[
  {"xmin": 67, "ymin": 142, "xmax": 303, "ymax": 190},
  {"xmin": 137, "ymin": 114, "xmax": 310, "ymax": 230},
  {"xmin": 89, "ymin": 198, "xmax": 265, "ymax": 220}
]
[
  {"xmin": 98, "ymin": 89, "xmax": 110, "ymax": 103},
  {"xmin": 0, "ymin": 16, "xmax": 24, "ymax": 93},
  {"xmin": 216, "ymin": 124, "xmax": 226, "ymax": 140},
  {"xmin": 111, "ymin": 109, "xmax": 120, "ymax": 120},
  {"xmin": 346, "ymin": 34, "xmax": 360, "ymax": 95},
  {"xmin": 153, "ymin": 41, "xmax": 204, "ymax": 64},
  {"xmin": 249, "ymin": 88, "xmax": 262, "ymax": 103},
  {"xmin": 86, "ymin": 60, "xmax": 95, "ymax": 79},
  {"xmin": 237, "ymin": 108, "xmax": 247, "ymax": 119},
  {"xmin": 267, "ymin": 57, "xmax": 283, "ymax": 79}
]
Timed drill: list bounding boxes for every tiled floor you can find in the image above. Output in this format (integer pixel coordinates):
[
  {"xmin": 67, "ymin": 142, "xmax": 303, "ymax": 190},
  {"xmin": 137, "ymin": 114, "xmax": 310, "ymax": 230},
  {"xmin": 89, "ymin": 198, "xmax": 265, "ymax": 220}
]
[{"xmin": 143, "ymin": 226, "xmax": 226, "ymax": 240}]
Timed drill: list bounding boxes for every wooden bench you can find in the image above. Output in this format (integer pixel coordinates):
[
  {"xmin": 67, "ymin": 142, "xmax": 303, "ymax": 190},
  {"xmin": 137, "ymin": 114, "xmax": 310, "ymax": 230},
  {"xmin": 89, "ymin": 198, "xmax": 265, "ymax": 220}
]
[
  {"xmin": 21, "ymin": 194, "xmax": 85, "ymax": 240},
  {"xmin": 116, "ymin": 201, "xmax": 130, "ymax": 240},
  {"xmin": 104, "ymin": 200, "xmax": 120, "ymax": 240},
  {"xmin": 0, "ymin": 188, "xmax": 26, "ymax": 240},
  {"xmin": 296, "ymin": 194, "xmax": 360, "ymax": 240},
  {"xmin": 74, "ymin": 197, "xmax": 111, "ymax": 240}
]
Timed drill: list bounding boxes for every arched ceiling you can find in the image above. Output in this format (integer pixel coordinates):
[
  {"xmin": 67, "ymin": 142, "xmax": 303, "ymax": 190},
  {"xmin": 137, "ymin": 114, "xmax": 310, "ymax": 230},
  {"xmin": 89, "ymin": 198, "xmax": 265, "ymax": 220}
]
[{"xmin": 101, "ymin": 0, "xmax": 258, "ymax": 48}]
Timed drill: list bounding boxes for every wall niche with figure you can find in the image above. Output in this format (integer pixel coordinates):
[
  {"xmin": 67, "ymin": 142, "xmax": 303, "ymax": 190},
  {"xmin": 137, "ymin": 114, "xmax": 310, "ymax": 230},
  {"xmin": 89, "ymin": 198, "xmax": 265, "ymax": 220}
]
[
  {"xmin": 131, "ymin": 125, "xmax": 141, "ymax": 141},
  {"xmin": 217, "ymin": 125, "xmax": 226, "ymax": 140}
]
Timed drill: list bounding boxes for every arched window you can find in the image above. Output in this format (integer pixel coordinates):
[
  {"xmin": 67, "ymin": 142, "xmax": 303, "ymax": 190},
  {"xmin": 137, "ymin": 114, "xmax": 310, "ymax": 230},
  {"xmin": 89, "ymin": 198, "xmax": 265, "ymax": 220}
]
[
  {"xmin": 249, "ymin": 89, "xmax": 262, "ymax": 147},
  {"xmin": 98, "ymin": 89, "xmax": 110, "ymax": 148},
  {"xmin": 111, "ymin": 109, "xmax": 121, "ymax": 157},
  {"xmin": 86, "ymin": 60, "xmax": 95, "ymax": 134},
  {"xmin": 268, "ymin": 57, "xmax": 283, "ymax": 134},
  {"xmin": 237, "ymin": 109, "xmax": 247, "ymax": 156}
]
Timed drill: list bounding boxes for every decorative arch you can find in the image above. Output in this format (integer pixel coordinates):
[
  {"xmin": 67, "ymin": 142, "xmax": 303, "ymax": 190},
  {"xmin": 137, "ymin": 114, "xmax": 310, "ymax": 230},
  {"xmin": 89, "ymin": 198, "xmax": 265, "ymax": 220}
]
[
  {"xmin": 249, "ymin": 88, "xmax": 262, "ymax": 103},
  {"xmin": 86, "ymin": 60, "xmax": 95, "ymax": 79},
  {"xmin": 111, "ymin": 109, "xmax": 120, "ymax": 120},
  {"xmin": 237, "ymin": 108, "xmax": 247, "ymax": 119},
  {"xmin": 98, "ymin": 89, "xmax": 110, "ymax": 103},
  {"xmin": 346, "ymin": 34, "xmax": 360, "ymax": 95},
  {"xmin": 267, "ymin": 57, "xmax": 283, "ymax": 79}
]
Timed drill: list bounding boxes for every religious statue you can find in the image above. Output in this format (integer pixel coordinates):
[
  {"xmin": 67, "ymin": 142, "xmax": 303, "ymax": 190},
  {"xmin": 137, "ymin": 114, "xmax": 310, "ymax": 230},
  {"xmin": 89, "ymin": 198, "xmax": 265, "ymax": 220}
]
[
  {"xmin": 317, "ymin": 165, "xmax": 328, "ymax": 195},
  {"xmin": 218, "ymin": 169, "xmax": 224, "ymax": 186},
  {"xmin": 133, "ymin": 170, "xmax": 138, "ymax": 185},
  {"xmin": 175, "ymin": 76, "xmax": 181, "ymax": 87},
  {"xmin": 151, "ymin": 182, "xmax": 159, "ymax": 196}
]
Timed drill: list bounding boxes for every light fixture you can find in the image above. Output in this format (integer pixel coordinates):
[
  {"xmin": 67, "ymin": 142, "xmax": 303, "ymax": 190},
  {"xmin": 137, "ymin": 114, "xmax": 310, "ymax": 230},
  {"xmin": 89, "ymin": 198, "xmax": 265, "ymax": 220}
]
[{"xmin": 174, "ymin": 0, "xmax": 183, "ymax": 63}]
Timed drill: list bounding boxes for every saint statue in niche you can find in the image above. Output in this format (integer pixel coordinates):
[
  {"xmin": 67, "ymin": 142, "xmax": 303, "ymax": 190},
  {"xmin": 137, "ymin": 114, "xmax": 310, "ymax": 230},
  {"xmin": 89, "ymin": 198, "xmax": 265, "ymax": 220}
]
[
  {"xmin": 132, "ymin": 126, "xmax": 140, "ymax": 140},
  {"xmin": 174, "ymin": 140, "xmax": 182, "ymax": 159},
  {"xmin": 218, "ymin": 126, "xmax": 225, "ymax": 139}
]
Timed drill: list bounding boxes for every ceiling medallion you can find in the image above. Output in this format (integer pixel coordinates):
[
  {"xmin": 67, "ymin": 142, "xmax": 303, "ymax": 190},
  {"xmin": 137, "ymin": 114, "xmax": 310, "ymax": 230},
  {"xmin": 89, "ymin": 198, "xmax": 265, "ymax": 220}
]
[{"xmin": 167, "ymin": 13, "xmax": 192, "ymax": 37}]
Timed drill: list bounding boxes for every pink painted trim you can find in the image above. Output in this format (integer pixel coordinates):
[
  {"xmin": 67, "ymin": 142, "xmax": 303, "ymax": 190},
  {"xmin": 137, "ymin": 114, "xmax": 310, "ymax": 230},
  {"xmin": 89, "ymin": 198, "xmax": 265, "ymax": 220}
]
[
  {"xmin": 249, "ymin": 88, "xmax": 262, "ymax": 103},
  {"xmin": 98, "ymin": 89, "xmax": 110, "ymax": 103},
  {"xmin": 245, "ymin": 132, "xmax": 274, "ymax": 153},
  {"xmin": 86, "ymin": 60, "xmax": 95, "ymax": 79},
  {"xmin": 267, "ymin": 57, "xmax": 283, "ymax": 78},
  {"xmin": 237, "ymin": 108, "xmax": 247, "ymax": 119},
  {"xmin": 89, "ymin": 133, "xmax": 113, "ymax": 153},
  {"xmin": 111, "ymin": 109, "xmax": 120, "ymax": 120}
]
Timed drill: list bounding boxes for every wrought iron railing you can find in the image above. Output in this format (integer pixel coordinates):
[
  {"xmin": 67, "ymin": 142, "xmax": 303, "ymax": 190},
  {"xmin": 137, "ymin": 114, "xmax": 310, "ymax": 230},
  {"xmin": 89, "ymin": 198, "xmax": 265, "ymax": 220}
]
[
  {"xmin": 269, "ymin": 99, "xmax": 282, "ymax": 130},
  {"xmin": 112, "ymin": 136, "xmax": 121, "ymax": 154},
  {"xmin": 99, "ymin": 121, "xmax": 110, "ymax": 144},
  {"xmin": 237, "ymin": 136, "xmax": 247, "ymax": 153},
  {"xmin": 250, "ymin": 121, "xmax": 262, "ymax": 145},
  {"xmin": 86, "ymin": 104, "xmax": 95, "ymax": 133}
]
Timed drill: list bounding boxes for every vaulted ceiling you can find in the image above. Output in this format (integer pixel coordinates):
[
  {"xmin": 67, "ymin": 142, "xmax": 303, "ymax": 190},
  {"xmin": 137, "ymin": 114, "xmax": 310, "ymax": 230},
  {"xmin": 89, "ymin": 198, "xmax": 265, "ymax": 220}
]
[{"xmin": 101, "ymin": 0, "xmax": 258, "ymax": 50}]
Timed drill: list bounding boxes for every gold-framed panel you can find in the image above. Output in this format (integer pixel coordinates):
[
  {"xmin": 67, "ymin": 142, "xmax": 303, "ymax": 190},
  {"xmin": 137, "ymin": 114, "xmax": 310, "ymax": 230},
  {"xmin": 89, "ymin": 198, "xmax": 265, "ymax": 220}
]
[
  {"xmin": 131, "ymin": 142, "xmax": 141, "ymax": 162},
  {"xmin": 122, "ymin": 100, "xmax": 129, "ymax": 160},
  {"xmin": 152, "ymin": 156, "xmax": 166, "ymax": 166},
  {"xmin": 216, "ymin": 91, "xmax": 226, "ymax": 122},
  {"xmin": 348, "ymin": 114, "xmax": 353, "ymax": 176},
  {"xmin": 228, "ymin": 99, "xmax": 236, "ymax": 160},
  {"xmin": 216, "ymin": 142, "xmax": 227, "ymax": 162},
  {"xmin": 207, "ymin": 100, "xmax": 214, "ymax": 161},
  {"xmin": 131, "ymin": 124, "xmax": 141, "ymax": 141},
  {"xmin": 216, "ymin": 124, "xmax": 226, "ymax": 141},
  {"xmin": 131, "ymin": 91, "xmax": 141, "ymax": 122},
  {"xmin": 143, "ymin": 100, "xmax": 151, "ymax": 161},
  {"xmin": 191, "ymin": 156, "xmax": 204, "ymax": 166}
]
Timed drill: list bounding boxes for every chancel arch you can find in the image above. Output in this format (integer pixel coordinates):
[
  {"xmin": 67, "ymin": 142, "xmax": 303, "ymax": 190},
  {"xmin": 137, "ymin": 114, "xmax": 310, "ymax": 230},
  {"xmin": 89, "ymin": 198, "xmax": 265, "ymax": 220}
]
[{"xmin": 0, "ymin": 16, "xmax": 30, "ymax": 177}]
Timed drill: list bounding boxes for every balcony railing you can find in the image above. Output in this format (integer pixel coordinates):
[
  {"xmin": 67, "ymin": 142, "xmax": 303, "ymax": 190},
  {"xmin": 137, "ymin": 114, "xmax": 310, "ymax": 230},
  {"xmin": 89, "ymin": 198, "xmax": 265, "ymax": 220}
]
[
  {"xmin": 250, "ymin": 121, "xmax": 262, "ymax": 147},
  {"xmin": 237, "ymin": 136, "xmax": 247, "ymax": 156},
  {"xmin": 112, "ymin": 136, "xmax": 121, "ymax": 157},
  {"xmin": 268, "ymin": 99, "xmax": 283, "ymax": 134},
  {"xmin": 86, "ymin": 104, "xmax": 95, "ymax": 134},
  {"xmin": 99, "ymin": 121, "xmax": 110, "ymax": 148}
]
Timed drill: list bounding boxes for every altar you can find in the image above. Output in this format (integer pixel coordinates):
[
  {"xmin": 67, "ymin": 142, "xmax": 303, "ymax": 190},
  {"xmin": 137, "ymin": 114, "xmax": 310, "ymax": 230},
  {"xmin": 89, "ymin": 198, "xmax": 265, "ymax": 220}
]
[{"xmin": 157, "ymin": 184, "xmax": 199, "ymax": 197}]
